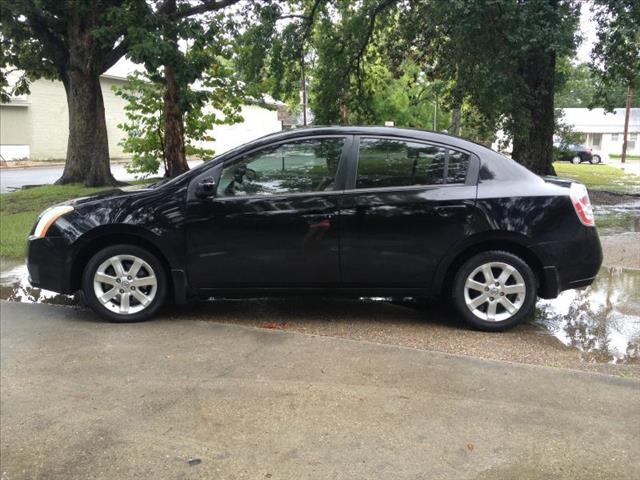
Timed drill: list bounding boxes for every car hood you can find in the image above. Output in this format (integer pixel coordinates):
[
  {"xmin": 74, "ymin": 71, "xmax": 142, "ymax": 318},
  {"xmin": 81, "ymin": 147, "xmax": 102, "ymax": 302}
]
[{"xmin": 65, "ymin": 185, "xmax": 154, "ymax": 207}]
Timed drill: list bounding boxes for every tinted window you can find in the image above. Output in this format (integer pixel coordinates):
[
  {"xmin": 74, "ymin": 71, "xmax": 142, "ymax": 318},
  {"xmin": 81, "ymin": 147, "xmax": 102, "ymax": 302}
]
[
  {"xmin": 356, "ymin": 138, "xmax": 469, "ymax": 189},
  {"xmin": 446, "ymin": 149, "xmax": 471, "ymax": 184},
  {"xmin": 218, "ymin": 137, "xmax": 345, "ymax": 197}
]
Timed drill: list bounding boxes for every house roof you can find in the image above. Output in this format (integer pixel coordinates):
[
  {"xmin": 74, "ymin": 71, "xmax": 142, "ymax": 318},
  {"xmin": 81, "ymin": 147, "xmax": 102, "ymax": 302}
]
[{"xmin": 559, "ymin": 108, "xmax": 640, "ymax": 133}]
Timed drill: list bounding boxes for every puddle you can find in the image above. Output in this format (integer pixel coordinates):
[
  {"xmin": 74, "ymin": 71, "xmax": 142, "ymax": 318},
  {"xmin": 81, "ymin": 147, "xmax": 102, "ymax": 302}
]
[
  {"xmin": 594, "ymin": 200, "xmax": 640, "ymax": 235},
  {"xmin": 1, "ymin": 261, "xmax": 638, "ymax": 364},
  {"xmin": 535, "ymin": 267, "xmax": 640, "ymax": 364},
  {"xmin": 0, "ymin": 263, "xmax": 76, "ymax": 306}
]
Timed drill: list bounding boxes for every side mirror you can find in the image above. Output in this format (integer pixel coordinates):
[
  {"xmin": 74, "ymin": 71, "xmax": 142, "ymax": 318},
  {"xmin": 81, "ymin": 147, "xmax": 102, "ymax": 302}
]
[{"xmin": 196, "ymin": 176, "xmax": 216, "ymax": 198}]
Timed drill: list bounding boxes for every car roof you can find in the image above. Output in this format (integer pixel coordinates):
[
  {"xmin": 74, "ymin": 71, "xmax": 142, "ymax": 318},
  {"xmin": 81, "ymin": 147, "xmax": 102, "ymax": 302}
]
[
  {"xmin": 258, "ymin": 126, "xmax": 492, "ymax": 155},
  {"xmin": 171, "ymin": 125, "xmax": 539, "ymax": 186}
]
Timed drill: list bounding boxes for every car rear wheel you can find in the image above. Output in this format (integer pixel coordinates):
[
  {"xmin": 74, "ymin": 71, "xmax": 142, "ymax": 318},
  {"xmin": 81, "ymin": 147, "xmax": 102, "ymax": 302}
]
[
  {"xmin": 590, "ymin": 155, "xmax": 601, "ymax": 164},
  {"xmin": 571, "ymin": 155, "xmax": 581, "ymax": 164},
  {"xmin": 82, "ymin": 244, "xmax": 167, "ymax": 322},
  {"xmin": 452, "ymin": 251, "xmax": 536, "ymax": 331}
]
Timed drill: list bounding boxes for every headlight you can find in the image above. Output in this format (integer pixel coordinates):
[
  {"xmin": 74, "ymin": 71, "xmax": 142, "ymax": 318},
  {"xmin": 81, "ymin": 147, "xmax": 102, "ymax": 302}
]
[{"xmin": 33, "ymin": 205, "xmax": 74, "ymax": 238}]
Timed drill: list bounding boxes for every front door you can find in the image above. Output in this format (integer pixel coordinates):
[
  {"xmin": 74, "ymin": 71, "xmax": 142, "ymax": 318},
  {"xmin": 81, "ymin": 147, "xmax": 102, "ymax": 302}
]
[
  {"xmin": 339, "ymin": 136, "xmax": 478, "ymax": 289},
  {"xmin": 186, "ymin": 136, "xmax": 349, "ymax": 291}
]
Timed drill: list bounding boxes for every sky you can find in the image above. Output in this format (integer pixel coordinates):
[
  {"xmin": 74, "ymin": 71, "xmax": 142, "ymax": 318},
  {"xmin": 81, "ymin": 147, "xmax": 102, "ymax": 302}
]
[
  {"xmin": 576, "ymin": 2, "xmax": 598, "ymax": 64},
  {"xmin": 106, "ymin": 2, "xmax": 601, "ymax": 78}
]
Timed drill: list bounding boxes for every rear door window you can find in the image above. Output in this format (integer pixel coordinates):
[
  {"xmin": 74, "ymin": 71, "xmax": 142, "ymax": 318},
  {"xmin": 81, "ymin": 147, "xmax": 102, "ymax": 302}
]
[{"xmin": 356, "ymin": 138, "xmax": 470, "ymax": 189}]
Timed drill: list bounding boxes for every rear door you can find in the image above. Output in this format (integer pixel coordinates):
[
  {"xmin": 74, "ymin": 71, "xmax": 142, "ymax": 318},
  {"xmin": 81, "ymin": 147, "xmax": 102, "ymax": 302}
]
[
  {"xmin": 185, "ymin": 135, "xmax": 351, "ymax": 290},
  {"xmin": 339, "ymin": 136, "xmax": 479, "ymax": 289}
]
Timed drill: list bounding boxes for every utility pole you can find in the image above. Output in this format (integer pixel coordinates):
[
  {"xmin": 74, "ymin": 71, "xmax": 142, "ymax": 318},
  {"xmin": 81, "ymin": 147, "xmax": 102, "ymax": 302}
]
[
  {"xmin": 621, "ymin": 85, "xmax": 633, "ymax": 164},
  {"xmin": 433, "ymin": 92, "xmax": 438, "ymax": 131},
  {"xmin": 301, "ymin": 58, "xmax": 308, "ymax": 127}
]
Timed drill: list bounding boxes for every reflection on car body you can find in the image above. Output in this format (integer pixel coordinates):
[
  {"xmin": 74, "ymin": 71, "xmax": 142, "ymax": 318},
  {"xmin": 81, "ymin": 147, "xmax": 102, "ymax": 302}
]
[{"xmin": 27, "ymin": 127, "xmax": 602, "ymax": 330}]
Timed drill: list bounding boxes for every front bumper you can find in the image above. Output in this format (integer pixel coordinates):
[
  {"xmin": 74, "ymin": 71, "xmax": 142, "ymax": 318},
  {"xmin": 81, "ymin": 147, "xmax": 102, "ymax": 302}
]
[{"xmin": 27, "ymin": 235, "xmax": 74, "ymax": 294}]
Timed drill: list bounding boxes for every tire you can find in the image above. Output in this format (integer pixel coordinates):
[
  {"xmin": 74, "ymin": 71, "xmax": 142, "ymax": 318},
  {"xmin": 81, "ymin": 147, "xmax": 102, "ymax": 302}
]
[
  {"xmin": 82, "ymin": 244, "xmax": 167, "ymax": 322},
  {"xmin": 452, "ymin": 251, "xmax": 537, "ymax": 331},
  {"xmin": 590, "ymin": 155, "xmax": 601, "ymax": 164},
  {"xmin": 571, "ymin": 155, "xmax": 581, "ymax": 164}
]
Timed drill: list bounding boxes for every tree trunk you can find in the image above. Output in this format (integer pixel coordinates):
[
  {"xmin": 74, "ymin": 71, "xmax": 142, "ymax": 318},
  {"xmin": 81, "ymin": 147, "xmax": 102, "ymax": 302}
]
[
  {"xmin": 57, "ymin": 71, "xmax": 117, "ymax": 186},
  {"xmin": 449, "ymin": 106, "xmax": 461, "ymax": 136},
  {"xmin": 511, "ymin": 48, "xmax": 557, "ymax": 176},
  {"xmin": 163, "ymin": 64, "xmax": 190, "ymax": 178}
]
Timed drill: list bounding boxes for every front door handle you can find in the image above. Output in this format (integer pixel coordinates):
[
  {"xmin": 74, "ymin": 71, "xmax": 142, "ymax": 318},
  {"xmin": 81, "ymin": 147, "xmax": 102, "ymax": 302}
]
[{"xmin": 302, "ymin": 213, "xmax": 334, "ymax": 230}]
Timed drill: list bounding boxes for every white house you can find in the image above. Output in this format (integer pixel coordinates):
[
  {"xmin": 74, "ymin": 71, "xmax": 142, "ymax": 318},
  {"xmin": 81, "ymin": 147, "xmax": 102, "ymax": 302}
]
[
  {"xmin": 0, "ymin": 75, "xmax": 283, "ymax": 162},
  {"xmin": 559, "ymin": 108, "xmax": 640, "ymax": 158}
]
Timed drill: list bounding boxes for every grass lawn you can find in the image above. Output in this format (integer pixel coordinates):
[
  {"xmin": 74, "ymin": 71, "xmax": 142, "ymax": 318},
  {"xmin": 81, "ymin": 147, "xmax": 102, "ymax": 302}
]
[
  {"xmin": 608, "ymin": 154, "xmax": 640, "ymax": 161},
  {"xmin": 0, "ymin": 184, "xmax": 112, "ymax": 259},
  {"xmin": 553, "ymin": 163, "xmax": 640, "ymax": 194}
]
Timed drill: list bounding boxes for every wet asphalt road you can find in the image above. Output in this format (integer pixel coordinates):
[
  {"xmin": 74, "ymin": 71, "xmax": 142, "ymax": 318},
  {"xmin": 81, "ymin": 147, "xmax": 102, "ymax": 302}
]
[{"xmin": 1, "ymin": 301, "xmax": 639, "ymax": 480}]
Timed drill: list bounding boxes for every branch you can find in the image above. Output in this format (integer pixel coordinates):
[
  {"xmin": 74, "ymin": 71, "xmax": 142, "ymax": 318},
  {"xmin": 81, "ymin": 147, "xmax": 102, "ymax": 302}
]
[
  {"xmin": 101, "ymin": 38, "xmax": 128, "ymax": 73},
  {"xmin": 23, "ymin": 1, "xmax": 69, "ymax": 72},
  {"xmin": 301, "ymin": 0, "xmax": 324, "ymax": 41},
  {"xmin": 343, "ymin": 0, "xmax": 398, "ymax": 82},
  {"xmin": 172, "ymin": 0, "xmax": 244, "ymax": 18}
]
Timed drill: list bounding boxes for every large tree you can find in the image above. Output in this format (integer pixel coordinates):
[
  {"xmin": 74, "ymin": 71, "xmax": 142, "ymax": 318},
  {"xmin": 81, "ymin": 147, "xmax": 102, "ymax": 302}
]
[
  {"xmin": 388, "ymin": 0, "xmax": 580, "ymax": 175},
  {"xmin": 0, "ymin": 0, "xmax": 242, "ymax": 186},
  {"xmin": 590, "ymin": 0, "xmax": 640, "ymax": 108},
  {"xmin": 240, "ymin": 0, "xmax": 581, "ymax": 175}
]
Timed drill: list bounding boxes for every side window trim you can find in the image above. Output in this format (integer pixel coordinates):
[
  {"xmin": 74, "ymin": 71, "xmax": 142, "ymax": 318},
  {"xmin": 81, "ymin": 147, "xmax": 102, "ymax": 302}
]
[
  {"xmin": 215, "ymin": 135, "xmax": 352, "ymax": 199},
  {"xmin": 347, "ymin": 135, "xmax": 479, "ymax": 191}
]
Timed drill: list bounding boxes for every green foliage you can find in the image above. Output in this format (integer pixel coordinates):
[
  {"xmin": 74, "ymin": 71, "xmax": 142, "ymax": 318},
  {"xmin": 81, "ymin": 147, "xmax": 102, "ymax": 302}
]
[
  {"xmin": 354, "ymin": 61, "xmax": 450, "ymax": 130},
  {"xmin": 390, "ymin": 1, "xmax": 580, "ymax": 144},
  {"xmin": 114, "ymin": 69, "xmax": 243, "ymax": 176},
  {"xmin": 590, "ymin": 0, "xmax": 640, "ymax": 106},
  {"xmin": 109, "ymin": 1, "xmax": 249, "ymax": 177},
  {"xmin": 0, "ymin": 0, "xmax": 147, "ymax": 95},
  {"xmin": 556, "ymin": 60, "xmax": 640, "ymax": 109},
  {"xmin": 233, "ymin": 1, "xmax": 313, "ymax": 105},
  {"xmin": 554, "ymin": 110, "xmax": 584, "ymax": 147},
  {"xmin": 308, "ymin": 0, "xmax": 399, "ymax": 124}
]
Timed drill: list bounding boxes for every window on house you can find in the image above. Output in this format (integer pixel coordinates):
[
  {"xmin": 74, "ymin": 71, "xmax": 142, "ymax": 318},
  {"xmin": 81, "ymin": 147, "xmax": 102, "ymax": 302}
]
[{"xmin": 611, "ymin": 133, "xmax": 619, "ymax": 142}]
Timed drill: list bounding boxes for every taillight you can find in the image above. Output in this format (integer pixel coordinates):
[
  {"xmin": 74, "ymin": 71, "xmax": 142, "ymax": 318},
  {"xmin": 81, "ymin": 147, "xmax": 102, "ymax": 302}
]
[{"xmin": 570, "ymin": 183, "xmax": 595, "ymax": 226}]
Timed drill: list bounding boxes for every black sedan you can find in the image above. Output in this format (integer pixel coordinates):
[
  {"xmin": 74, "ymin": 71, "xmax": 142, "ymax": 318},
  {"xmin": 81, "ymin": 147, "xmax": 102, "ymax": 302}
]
[
  {"xmin": 27, "ymin": 127, "xmax": 602, "ymax": 330},
  {"xmin": 554, "ymin": 142, "xmax": 602, "ymax": 164}
]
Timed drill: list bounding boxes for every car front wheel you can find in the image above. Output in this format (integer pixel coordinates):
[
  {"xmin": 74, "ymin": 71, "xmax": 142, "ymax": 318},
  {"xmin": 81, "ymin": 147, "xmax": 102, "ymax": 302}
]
[
  {"xmin": 571, "ymin": 155, "xmax": 581, "ymax": 164},
  {"xmin": 452, "ymin": 251, "xmax": 537, "ymax": 331},
  {"xmin": 82, "ymin": 244, "xmax": 167, "ymax": 322}
]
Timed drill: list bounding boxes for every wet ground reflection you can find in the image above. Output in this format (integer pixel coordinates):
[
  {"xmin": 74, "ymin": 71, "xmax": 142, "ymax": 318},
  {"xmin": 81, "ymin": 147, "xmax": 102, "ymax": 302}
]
[
  {"xmin": 594, "ymin": 200, "xmax": 640, "ymax": 235},
  {"xmin": 0, "ymin": 263, "xmax": 76, "ymax": 306},
  {"xmin": 535, "ymin": 267, "xmax": 640, "ymax": 364},
  {"xmin": 0, "ymin": 262, "xmax": 638, "ymax": 364}
]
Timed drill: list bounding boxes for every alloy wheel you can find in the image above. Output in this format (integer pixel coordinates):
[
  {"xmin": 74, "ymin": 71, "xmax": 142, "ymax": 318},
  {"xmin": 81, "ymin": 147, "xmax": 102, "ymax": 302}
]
[
  {"xmin": 463, "ymin": 261, "xmax": 526, "ymax": 322},
  {"xmin": 93, "ymin": 254, "xmax": 158, "ymax": 315}
]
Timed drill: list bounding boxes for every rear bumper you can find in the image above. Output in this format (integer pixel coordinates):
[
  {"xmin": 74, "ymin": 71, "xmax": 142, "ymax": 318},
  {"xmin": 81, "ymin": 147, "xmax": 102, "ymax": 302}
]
[
  {"xmin": 532, "ymin": 227, "xmax": 602, "ymax": 298},
  {"xmin": 27, "ymin": 236, "xmax": 74, "ymax": 294}
]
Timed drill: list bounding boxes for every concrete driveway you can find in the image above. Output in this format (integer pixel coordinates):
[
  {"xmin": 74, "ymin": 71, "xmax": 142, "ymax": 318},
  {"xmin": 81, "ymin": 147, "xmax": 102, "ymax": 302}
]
[{"xmin": 1, "ymin": 301, "xmax": 639, "ymax": 479}]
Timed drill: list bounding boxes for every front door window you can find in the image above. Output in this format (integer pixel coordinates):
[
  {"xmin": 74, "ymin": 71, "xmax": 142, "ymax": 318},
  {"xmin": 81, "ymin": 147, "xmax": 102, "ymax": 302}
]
[{"xmin": 217, "ymin": 137, "xmax": 346, "ymax": 197}]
